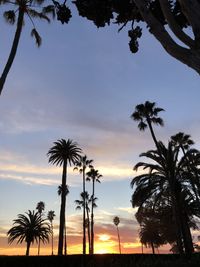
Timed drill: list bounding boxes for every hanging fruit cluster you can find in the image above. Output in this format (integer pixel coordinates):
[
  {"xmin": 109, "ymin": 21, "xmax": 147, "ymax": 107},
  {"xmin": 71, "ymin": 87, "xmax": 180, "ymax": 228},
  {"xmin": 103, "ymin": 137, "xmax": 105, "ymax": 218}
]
[
  {"xmin": 53, "ymin": 0, "xmax": 71, "ymax": 24},
  {"xmin": 128, "ymin": 26, "xmax": 142, "ymax": 53}
]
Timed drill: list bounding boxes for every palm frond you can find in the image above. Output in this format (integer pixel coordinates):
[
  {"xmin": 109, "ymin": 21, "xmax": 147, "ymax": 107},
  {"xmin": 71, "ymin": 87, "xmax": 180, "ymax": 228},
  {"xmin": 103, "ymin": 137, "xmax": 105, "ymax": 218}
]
[
  {"xmin": 28, "ymin": 9, "xmax": 50, "ymax": 23},
  {"xmin": 4, "ymin": 10, "xmax": 15, "ymax": 24},
  {"xmin": 31, "ymin": 28, "xmax": 42, "ymax": 47},
  {"xmin": 42, "ymin": 5, "xmax": 56, "ymax": 19}
]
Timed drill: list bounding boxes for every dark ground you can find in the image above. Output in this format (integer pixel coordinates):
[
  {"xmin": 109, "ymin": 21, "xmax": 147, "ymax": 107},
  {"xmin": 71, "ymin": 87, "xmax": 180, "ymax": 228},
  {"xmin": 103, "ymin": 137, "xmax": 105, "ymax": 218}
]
[{"xmin": 1, "ymin": 253, "xmax": 200, "ymax": 267}]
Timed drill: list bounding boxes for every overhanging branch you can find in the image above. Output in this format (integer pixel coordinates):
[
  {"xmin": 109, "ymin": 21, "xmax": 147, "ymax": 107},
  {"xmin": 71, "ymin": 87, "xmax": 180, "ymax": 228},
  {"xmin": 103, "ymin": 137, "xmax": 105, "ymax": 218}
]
[{"xmin": 159, "ymin": 0, "xmax": 194, "ymax": 48}]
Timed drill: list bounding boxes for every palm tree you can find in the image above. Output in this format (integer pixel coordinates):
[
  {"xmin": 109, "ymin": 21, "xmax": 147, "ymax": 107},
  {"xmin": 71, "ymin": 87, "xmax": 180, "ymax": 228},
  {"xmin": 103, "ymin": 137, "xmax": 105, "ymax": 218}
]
[
  {"xmin": 7, "ymin": 210, "xmax": 50, "ymax": 256},
  {"xmin": 131, "ymin": 141, "xmax": 198, "ymax": 255},
  {"xmin": 131, "ymin": 101, "xmax": 164, "ymax": 149},
  {"xmin": 86, "ymin": 167, "xmax": 102, "ymax": 254},
  {"xmin": 47, "ymin": 139, "xmax": 82, "ymax": 255},
  {"xmin": 75, "ymin": 191, "xmax": 93, "ymax": 253},
  {"xmin": 36, "ymin": 201, "xmax": 45, "ymax": 255},
  {"xmin": 113, "ymin": 216, "xmax": 121, "ymax": 254},
  {"xmin": 47, "ymin": 210, "xmax": 56, "ymax": 255},
  {"xmin": 74, "ymin": 155, "xmax": 93, "ymax": 254},
  {"xmin": 0, "ymin": 0, "xmax": 56, "ymax": 95},
  {"xmin": 139, "ymin": 219, "xmax": 163, "ymax": 254}
]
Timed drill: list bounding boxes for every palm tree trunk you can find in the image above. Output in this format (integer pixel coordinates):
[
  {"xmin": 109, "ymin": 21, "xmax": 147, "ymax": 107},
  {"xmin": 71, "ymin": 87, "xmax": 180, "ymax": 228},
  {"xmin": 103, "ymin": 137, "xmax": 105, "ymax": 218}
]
[
  {"xmin": 86, "ymin": 204, "xmax": 91, "ymax": 254},
  {"xmin": 38, "ymin": 239, "xmax": 40, "ymax": 255},
  {"xmin": 0, "ymin": 7, "xmax": 24, "ymax": 95},
  {"xmin": 90, "ymin": 179, "xmax": 95, "ymax": 254},
  {"xmin": 26, "ymin": 241, "xmax": 31, "ymax": 256},
  {"xmin": 58, "ymin": 160, "xmax": 67, "ymax": 255},
  {"xmin": 151, "ymin": 242, "xmax": 155, "ymax": 254},
  {"xmin": 38, "ymin": 212, "xmax": 42, "ymax": 255},
  {"xmin": 83, "ymin": 168, "xmax": 86, "ymax": 255},
  {"xmin": 175, "ymin": 147, "xmax": 194, "ymax": 255},
  {"xmin": 117, "ymin": 226, "xmax": 121, "ymax": 254},
  {"xmin": 147, "ymin": 118, "xmax": 159, "ymax": 149},
  {"xmin": 171, "ymin": 190, "xmax": 184, "ymax": 254},
  {"xmin": 141, "ymin": 243, "xmax": 144, "ymax": 254},
  {"xmin": 181, "ymin": 207, "xmax": 194, "ymax": 255},
  {"xmin": 51, "ymin": 222, "xmax": 54, "ymax": 255},
  {"xmin": 64, "ymin": 221, "xmax": 67, "ymax": 255}
]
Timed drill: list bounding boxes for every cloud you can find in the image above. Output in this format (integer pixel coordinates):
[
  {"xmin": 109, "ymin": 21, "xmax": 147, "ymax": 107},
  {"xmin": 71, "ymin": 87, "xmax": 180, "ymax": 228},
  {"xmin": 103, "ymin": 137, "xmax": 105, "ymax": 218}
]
[
  {"xmin": 115, "ymin": 207, "xmax": 137, "ymax": 214},
  {"xmin": 0, "ymin": 149, "xmax": 144, "ymax": 186}
]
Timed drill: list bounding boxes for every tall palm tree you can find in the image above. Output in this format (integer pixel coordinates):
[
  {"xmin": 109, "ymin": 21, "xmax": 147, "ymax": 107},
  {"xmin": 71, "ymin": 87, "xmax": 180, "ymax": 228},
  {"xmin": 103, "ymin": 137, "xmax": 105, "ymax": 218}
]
[
  {"xmin": 75, "ymin": 191, "xmax": 93, "ymax": 253},
  {"xmin": 86, "ymin": 167, "xmax": 102, "ymax": 254},
  {"xmin": 131, "ymin": 141, "xmax": 197, "ymax": 254},
  {"xmin": 0, "ymin": 0, "xmax": 56, "ymax": 95},
  {"xmin": 74, "ymin": 155, "xmax": 93, "ymax": 254},
  {"xmin": 36, "ymin": 201, "xmax": 45, "ymax": 255},
  {"xmin": 113, "ymin": 216, "xmax": 121, "ymax": 254},
  {"xmin": 57, "ymin": 183, "xmax": 69, "ymax": 256},
  {"xmin": 7, "ymin": 210, "xmax": 50, "ymax": 256},
  {"xmin": 47, "ymin": 138, "xmax": 82, "ymax": 255},
  {"xmin": 47, "ymin": 210, "xmax": 56, "ymax": 255},
  {"xmin": 131, "ymin": 101, "xmax": 164, "ymax": 149}
]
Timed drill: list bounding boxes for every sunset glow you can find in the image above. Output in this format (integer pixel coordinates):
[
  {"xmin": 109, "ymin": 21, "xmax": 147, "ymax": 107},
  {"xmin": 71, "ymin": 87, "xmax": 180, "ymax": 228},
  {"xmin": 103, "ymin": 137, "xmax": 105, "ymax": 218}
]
[
  {"xmin": 1, "ymin": 0, "xmax": 200, "ymax": 258},
  {"xmin": 98, "ymin": 234, "xmax": 110, "ymax": 242}
]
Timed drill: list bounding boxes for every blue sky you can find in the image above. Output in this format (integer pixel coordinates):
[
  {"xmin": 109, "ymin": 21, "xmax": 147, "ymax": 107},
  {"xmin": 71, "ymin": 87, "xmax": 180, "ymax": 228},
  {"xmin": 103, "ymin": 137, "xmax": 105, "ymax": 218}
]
[{"xmin": 0, "ymin": 2, "xmax": 200, "ymax": 255}]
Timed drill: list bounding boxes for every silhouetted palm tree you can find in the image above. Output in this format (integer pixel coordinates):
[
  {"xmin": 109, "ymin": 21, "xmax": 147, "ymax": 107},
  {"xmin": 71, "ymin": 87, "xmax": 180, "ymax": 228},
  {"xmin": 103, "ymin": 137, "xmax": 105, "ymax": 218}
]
[
  {"xmin": 86, "ymin": 168, "xmax": 102, "ymax": 254},
  {"xmin": 131, "ymin": 101, "xmax": 164, "ymax": 149},
  {"xmin": 131, "ymin": 141, "xmax": 196, "ymax": 255},
  {"xmin": 74, "ymin": 155, "xmax": 93, "ymax": 254},
  {"xmin": 7, "ymin": 210, "xmax": 50, "ymax": 256},
  {"xmin": 47, "ymin": 139, "xmax": 81, "ymax": 255},
  {"xmin": 75, "ymin": 191, "xmax": 93, "ymax": 253},
  {"xmin": 113, "ymin": 216, "xmax": 121, "ymax": 254},
  {"xmin": 47, "ymin": 210, "xmax": 56, "ymax": 255},
  {"xmin": 36, "ymin": 201, "xmax": 45, "ymax": 255},
  {"xmin": 0, "ymin": 0, "xmax": 55, "ymax": 94},
  {"xmin": 139, "ymin": 219, "xmax": 163, "ymax": 254}
]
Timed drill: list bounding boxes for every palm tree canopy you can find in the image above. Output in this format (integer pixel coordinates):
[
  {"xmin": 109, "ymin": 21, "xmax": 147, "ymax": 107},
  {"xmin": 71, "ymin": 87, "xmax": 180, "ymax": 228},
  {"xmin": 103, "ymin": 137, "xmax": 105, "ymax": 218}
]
[
  {"xmin": 47, "ymin": 139, "xmax": 82, "ymax": 167},
  {"xmin": 36, "ymin": 201, "xmax": 45, "ymax": 214},
  {"xmin": 75, "ymin": 191, "xmax": 90, "ymax": 209},
  {"xmin": 75, "ymin": 191, "xmax": 98, "ymax": 210},
  {"xmin": 74, "ymin": 155, "xmax": 93, "ymax": 173},
  {"xmin": 7, "ymin": 210, "xmax": 50, "ymax": 245},
  {"xmin": 2, "ymin": 0, "xmax": 55, "ymax": 46},
  {"xmin": 86, "ymin": 168, "xmax": 102, "ymax": 183},
  {"xmin": 47, "ymin": 210, "xmax": 56, "ymax": 223},
  {"xmin": 171, "ymin": 132, "xmax": 194, "ymax": 151},
  {"xmin": 131, "ymin": 101, "xmax": 164, "ymax": 131},
  {"xmin": 113, "ymin": 216, "xmax": 120, "ymax": 226}
]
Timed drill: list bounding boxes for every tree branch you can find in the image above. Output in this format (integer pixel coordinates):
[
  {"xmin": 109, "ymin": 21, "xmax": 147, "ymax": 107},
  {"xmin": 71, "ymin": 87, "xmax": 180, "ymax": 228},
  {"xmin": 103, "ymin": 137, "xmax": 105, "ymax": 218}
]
[
  {"xmin": 159, "ymin": 0, "xmax": 194, "ymax": 48},
  {"xmin": 133, "ymin": 0, "xmax": 200, "ymax": 74},
  {"xmin": 178, "ymin": 0, "xmax": 200, "ymax": 43}
]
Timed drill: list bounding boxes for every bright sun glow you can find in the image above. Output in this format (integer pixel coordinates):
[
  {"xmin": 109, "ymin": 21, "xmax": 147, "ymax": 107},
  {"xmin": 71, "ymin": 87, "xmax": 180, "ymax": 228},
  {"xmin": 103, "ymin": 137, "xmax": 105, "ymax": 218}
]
[
  {"xmin": 96, "ymin": 249, "xmax": 109, "ymax": 254},
  {"xmin": 98, "ymin": 234, "xmax": 110, "ymax": 241}
]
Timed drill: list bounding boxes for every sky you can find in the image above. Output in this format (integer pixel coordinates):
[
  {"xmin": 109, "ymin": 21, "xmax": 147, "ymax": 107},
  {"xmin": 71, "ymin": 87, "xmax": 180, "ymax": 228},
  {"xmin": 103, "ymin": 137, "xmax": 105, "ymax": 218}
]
[{"xmin": 0, "ymin": 1, "xmax": 200, "ymax": 256}]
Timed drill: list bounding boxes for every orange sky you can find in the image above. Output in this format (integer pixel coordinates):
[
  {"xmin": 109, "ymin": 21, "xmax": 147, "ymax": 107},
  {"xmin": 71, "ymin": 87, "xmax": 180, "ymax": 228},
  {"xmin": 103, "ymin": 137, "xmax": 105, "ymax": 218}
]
[{"xmin": 0, "ymin": 220, "xmax": 172, "ymax": 256}]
